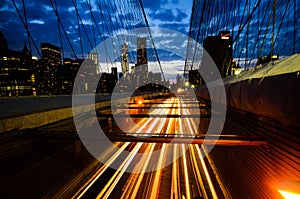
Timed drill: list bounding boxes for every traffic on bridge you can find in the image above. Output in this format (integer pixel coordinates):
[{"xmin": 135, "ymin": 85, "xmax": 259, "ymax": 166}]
[{"xmin": 0, "ymin": 0, "xmax": 299, "ymax": 198}]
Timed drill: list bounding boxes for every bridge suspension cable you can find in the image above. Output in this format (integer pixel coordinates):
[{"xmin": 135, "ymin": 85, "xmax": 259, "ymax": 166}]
[{"xmin": 185, "ymin": 0, "xmax": 299, "ymax": 75}]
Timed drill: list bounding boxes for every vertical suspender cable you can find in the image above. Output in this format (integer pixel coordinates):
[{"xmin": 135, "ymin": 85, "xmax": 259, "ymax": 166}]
[
  {"xmin": 49, "ymin": 0, "xmax": 78, "ymax": 59},
  {"xmin": 11, "ymin": 0, "xmax": 41, "ymax": 57},
  {"xmin": 137, "ymin": 0, "xmax": 166, "ymax": 83},
  {"xmin": 184, "ymin": 0, "xmax": 196, "ymax": 76},
  {"xmin": 191, "ymin": 0, "xmax": 206, "ymax": 70},
  {"xmin": 74, "ymin": 0, "xmax": 84, "ymax": 59},
  {"xmin": 293, "ymin": 0, "xmax": 297, "ymax": 54},
  {"xmin": 271, "ymin": 0, "xmax": 276, "ymax": 61},
  {"xmin": 54, "ymin": 0, "xmax": 64, "ymax": 61},
  {"xmin": 21, "ymin": 0, "xmax": 32, "ymax": 54}
]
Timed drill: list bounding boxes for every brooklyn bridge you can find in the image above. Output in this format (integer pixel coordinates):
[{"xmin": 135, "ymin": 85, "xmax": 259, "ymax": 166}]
[{"xmin": 0, "ymin": 0, "xmax": 299, "ymax": 198}]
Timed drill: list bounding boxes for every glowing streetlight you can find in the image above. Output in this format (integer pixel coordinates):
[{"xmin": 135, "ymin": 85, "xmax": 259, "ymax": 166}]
[
  {"xmin": 278, "ymin": 181, "xmax": 300, "ymax": 199},
  {"xmin": 138, "ymin": 100, "xmax": 143, "ymax": 105}
]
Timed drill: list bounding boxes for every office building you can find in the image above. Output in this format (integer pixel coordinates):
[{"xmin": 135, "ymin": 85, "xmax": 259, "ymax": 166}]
[
  {"xmin": 88, "ymin": 52, "xmax": 100, "ymax": 74},
  {"xmin": 203, "ymin": 31, "xmax": 233, "ymax": 78},
  {"xmin": 0, "ymin": 31, "xmax": 36, "ymax": 96},
  {"xmin": 121, "ymin": 43, "xmax": 129, "ymax": 75},
  {"xmin": 134, "ymin": 37, "xmax": 148, "ymax": 90},
  {"xmin": 137, "ymin": 37, "xmax": 147, "ymax": 66},
  {"xmin": 58, "ymin": 58, "xmax": 82, "ymax": 94},
  {"xmin": 40, "ymin": 43, "xmax": 62, "ymax": 95}
]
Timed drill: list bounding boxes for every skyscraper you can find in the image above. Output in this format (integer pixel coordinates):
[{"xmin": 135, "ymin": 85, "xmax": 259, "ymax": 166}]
[
  {"xmin": 134, "ymin": 37, "xmax": 148, "ymax": 90},
  {"xmin": 111, "ymin": 67, "xmax": 118, "ymax": 81},
  {"xmin": 41, "ymin": 43, "xmax": 61, "ymax": 66},
  {"xmin": 121, "ymin": 43, "xmax": 129, "ymax": 75},
  {"xmin": 88, "ymin": 53, "xmax": 98, "ymax": 65},
  {"xmin": 203, "ymin": 31, "xmax": 233, "ymax": 78},
  {"xmin": 88, "ymin": 52, "xmax": 100, "ymax": 74},
  {"xmin": 41, "ymin": 43, "xmax": 62, "ymax": 94},
  {"xmin": 137, "ymin": 37, "xmax": 148, "ymax": 66}
]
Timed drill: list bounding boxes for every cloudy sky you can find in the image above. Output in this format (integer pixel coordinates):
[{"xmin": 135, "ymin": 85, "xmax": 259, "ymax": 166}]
[
  {"xmin": 0, "ymin": 0, "xmax": 193, "ymax": 55},
  {"xmin": 0, "ymin": 0, "xmax": 195, "ymax": 81},
  {"xmin": 1, "ymin": 0, "xmax": 298, "ymax": 78}
]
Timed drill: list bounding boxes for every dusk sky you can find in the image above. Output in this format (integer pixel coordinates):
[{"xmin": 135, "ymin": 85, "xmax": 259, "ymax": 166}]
[
  {"xmin": 0, "ymin": 0, "xmax": 299, "ymax": 77},
  {"xmin": 0, "ymin": 0, "xmax": 193, "ymax": 56}
]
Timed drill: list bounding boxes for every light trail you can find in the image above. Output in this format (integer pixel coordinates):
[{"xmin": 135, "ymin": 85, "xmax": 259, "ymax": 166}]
[
  {"xmin": 120, "ymin": 100, "xmax": 172, "ymax": 198},
  {"xmin": 190, "ymin": 145, "xmax": 208, "ymax": 198},
  {"xmin": 96, "ymin": 98, "xmax": 176, "ymax": 198},
  {"xmin": 148, "ymin": 98, "xmax": 176, "ymax": 199},
  {"xmin": 76, "ymin": 96, "xmax": 225, "ymax": 198},
  {"xmin": 121, "ymin": 101, "xmax": 176, "ymax": 198},
  {"xmin": 183, "ymin": 100, "xmax": 208, "ymax": 198},
  {"xmin": 96, "ymin": 142, "xmax": 144, "ymax": 198},
  {"xmin": 120, "ymin": 143, "xmax": 156, "ymax": 198},
  {"xmin": 74, "ymin": 142, "xmax": 128, "ymax": 199},
  {"xmin": 75, "ymin": 100, "xmax": 166, "ymax": 198},
  {"xmin": 171, "ymin": 143, "xmax": 179, "ymax": 199},
  {"xmin": 195, "ymin": 145, "xmax": 218, "ymax": 198},
  {"xmin": 181, "ymin": 144, "xmax": 192, "ymax": 199}
]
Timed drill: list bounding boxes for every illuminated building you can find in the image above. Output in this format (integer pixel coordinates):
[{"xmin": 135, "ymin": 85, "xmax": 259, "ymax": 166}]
[
  {"xmin": 88, "ymin": 52, "xmax": 100, "ymax": 74},
  {"xmin": 203, "ymin": 31, "xmax": 233, "ymax": 78},
  {"xmin": 134, "ymin": 37, "xmax": 148, "ymax": 90},
  {"xmin": 97, "ymin": 72, "xmax": 114, "ymax": 93},
  {"xmin": 88, "ymin": 53, "xmax": 98, "ymax": 65},
  {"xmin": 41, "ymin": 43, "xmax": 61, "ymax": 66},
  {"xmin": 57, "ymin": 58, "xmax": 82, "ymax": 94},
  {"xmin": 0, "ymin": 31, "xmax": 35, "ymax": 96},
  {"xmin": 121, "ymin": 43, "xmax": 129, "ymax": 75},
  {"xmin": 137, "ymin": 37, "xmax": 147, "ymax": 66},
  {"xmin": 40, "ymin": 43, "xmax": 62, "ymax": 95},
  {"xmin": 78, "ymin": 58, "xmax": 98, "ymax": 93}
]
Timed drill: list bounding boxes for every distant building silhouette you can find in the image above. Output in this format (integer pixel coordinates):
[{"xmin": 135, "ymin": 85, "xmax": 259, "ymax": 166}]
[
  {"xmin": 121, "ymin": 43, "xmax": 129, "ymax": 75},
  {"xmin": 148, "ymin": 72, "xmax": 162, "ymax": 92},
  {"xmin": 78, "ymin": 58, "xmax": 98, "ymax": 93},
  {"xmin": 97, "ymin": 67, "xmax": 118, "ymax": 93},
  {"xmin": 188, "ymin": 69, "xmax": 202, "ymax": 86},
  {"xmin": 88, "ymin": 52, "xmax": 99, "ymax": 74},
  {"xmin": 257, "ymin": 54, "xmax": 279, "ymax": 66},
  {"xmin": 58, "ymin": 58, "xmax": 82, "ymax": 94},
  {"xmin": 134, "ymin": 37, "xmax": 148, "ymax": 91},
  {"xmin": 88, "ymin": 52, "xmax": 98, "ymax": 65},
  {"xmin": 137, "ymin": 37, "xmax": 147, "ymax": 66},
  {"xmin": 203, "ymin": 31, "xmax": 233, "ymax": 78},
  {"xmin": 0, "ymin": 31, "xmax": 36, "ymax": 96},
  {"xmin": 111, "ymin": 67, "xmax": 118, "ymax": 82}
]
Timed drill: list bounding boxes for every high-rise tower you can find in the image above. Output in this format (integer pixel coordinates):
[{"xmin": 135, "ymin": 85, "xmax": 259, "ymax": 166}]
[
  {"xmin": 121, "ymin": 43, "xmax": 129, "ymax": 75},
  {"xmin": 41, "ymin": 43, "xmax": 62, "ymax": 94},
  {"xmin": 137, "ymin": 37, "xmax": 148, "ymax": 67},
  {"xmin": 134, "ymin": 37, "xmax": 148, "ymax": 89}
]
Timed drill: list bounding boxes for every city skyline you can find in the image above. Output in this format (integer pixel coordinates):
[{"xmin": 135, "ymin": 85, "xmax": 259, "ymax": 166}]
[
  {"xmin": 0, "ymin": 1, "xmax": 299, "ymax": 198},
  {"xmin": 0, "ymin": 31, "xmax": 172, "ymax": 96}
]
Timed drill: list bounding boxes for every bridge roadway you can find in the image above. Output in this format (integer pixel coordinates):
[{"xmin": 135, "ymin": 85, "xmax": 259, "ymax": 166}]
[
  {"xmin": 0, "ymin": 94, "xmax": 232, "ymax": 198},
  {"xmin": 74, "ymin": 96, "xmax": 226, "ymax": 199},
  {"xmin": 6, "ymin": 93, "xmax": 295, "ymax": 198}
]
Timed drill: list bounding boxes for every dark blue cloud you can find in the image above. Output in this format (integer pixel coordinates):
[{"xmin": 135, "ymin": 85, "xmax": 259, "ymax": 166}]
[
  {"xmin": 0, "ymin": 0, "xmax": 193, "ymax": 58},
  {"xmin": 142, "ymin": 0, "xmax": 168, "ymax": 10}
]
